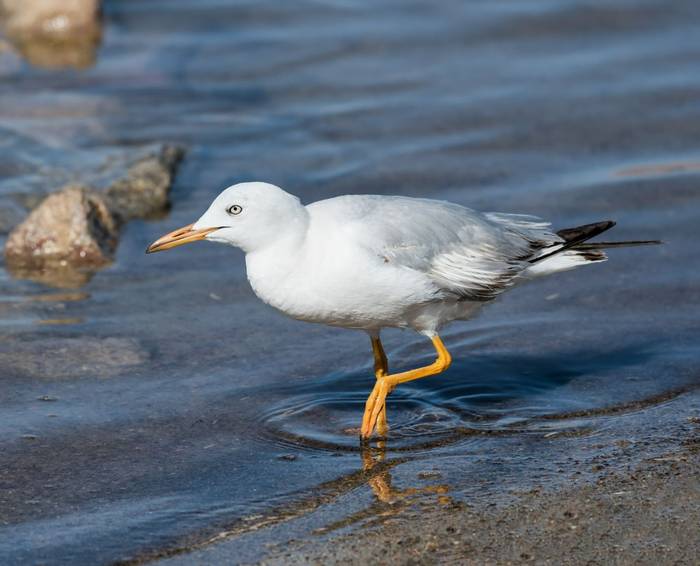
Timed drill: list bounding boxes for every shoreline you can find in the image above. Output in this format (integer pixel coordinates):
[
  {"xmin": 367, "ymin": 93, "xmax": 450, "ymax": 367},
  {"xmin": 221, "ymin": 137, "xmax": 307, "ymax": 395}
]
[
  {"xmin": 261, "ymin": 435, "xmax": 700, "ymax": 565},
  {"xmin": 144, "ymin": 397, "xmax": 700, "ymax": 566}
]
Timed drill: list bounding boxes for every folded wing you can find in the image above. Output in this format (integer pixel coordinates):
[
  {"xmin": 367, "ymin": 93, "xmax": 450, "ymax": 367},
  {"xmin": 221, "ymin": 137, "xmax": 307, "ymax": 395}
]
[{"xmin": 341, "ymin": 196, "xmax": 563, "ymax": 302}]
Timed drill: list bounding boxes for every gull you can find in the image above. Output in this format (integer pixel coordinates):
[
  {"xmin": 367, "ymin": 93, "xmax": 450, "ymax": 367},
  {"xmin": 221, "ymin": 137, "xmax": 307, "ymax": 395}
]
[{"xmin": 147, "ymin": 182, "xmax": 659, "ymax": 439}]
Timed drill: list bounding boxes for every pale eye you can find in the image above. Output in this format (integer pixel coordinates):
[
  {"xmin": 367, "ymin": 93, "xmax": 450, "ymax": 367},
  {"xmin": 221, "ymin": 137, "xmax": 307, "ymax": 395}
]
[{"xmin": 226, "ymin": 204, "xmax": 243, "ymax": 216}]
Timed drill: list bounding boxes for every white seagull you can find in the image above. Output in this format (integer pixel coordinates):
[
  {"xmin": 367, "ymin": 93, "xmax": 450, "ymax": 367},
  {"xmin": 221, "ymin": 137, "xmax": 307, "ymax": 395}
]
[{"xmin": 147, "ymin": 182, "xmax": 659, "ymax": 439}]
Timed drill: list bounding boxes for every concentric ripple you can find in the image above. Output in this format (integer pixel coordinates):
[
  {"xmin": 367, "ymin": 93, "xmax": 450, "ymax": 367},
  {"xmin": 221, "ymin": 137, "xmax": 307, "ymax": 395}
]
[
  {"xmin": 256, "ymin": 362, "xmax": 583, "ymax": 452},
  {"xmin": 258, "ymin": 388, "xmax": 474, "ymax": 451},
  {"xmin": 254, "ymin": 335, "xmax": 679, "ymax": 453}
]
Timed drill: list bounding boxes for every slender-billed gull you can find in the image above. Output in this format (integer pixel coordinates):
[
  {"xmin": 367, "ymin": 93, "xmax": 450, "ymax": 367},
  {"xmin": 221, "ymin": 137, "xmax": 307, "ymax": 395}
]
[{"xmin": 147, "ymin": 182, "xmax": 659, "ymax": 439}]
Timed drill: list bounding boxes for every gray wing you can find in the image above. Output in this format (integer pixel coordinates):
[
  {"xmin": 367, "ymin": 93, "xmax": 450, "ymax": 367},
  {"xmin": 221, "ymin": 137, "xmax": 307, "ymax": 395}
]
[{"xmin": 339, "ymin": 196, "xmax": 562, "ymax": 301}]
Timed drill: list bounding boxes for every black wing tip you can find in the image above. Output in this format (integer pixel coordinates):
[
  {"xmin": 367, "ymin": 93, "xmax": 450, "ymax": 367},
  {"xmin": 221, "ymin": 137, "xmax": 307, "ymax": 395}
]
[
  {"xmin": 530, "ymin": 220, "xmax": 617, "ymax": 265},
  {"xmin": 555, "ymin": 220, "xmax": 616, "ymax": 244}
]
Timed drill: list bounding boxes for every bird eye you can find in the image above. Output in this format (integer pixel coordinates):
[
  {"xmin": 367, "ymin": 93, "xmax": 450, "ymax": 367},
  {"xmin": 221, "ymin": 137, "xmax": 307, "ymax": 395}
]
[{"xmin": 227, "ymin": 204, "xmax": 243, "ymax": 216}]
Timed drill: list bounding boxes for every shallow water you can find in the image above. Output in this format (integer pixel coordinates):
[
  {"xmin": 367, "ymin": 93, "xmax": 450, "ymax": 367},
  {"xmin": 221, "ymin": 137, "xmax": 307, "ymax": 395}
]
[{"xmin": 1, "ymin": 1, "xmax": 699, "ymax": 564}]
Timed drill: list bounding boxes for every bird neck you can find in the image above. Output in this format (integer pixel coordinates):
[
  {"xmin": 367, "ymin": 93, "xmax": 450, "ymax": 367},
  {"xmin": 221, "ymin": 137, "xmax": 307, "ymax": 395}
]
[
  {"xmin": 238, "ymin": 203, "xmax": 310, "ymax": 254},
  {"xmin": 244, "ymin": 210, "xmax": 309, "ymax": 298}
]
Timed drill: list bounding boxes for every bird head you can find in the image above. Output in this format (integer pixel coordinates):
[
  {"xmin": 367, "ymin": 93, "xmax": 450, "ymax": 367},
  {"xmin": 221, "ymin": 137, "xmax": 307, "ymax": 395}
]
[{"xmin": 146, "ymin": 182, "xmax": 307, "ymax": 254}]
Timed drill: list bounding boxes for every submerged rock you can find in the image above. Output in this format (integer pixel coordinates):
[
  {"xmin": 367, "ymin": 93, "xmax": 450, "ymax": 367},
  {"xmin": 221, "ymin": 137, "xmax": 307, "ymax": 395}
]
[
  {"xmin": 6, "ymin": 266, "xmax": 95, "ymax": 289},
  {"xmin": 0, "ymin": 0, "xmax": 102, "ymax": 69},
  {"xmin": 0, "ymin": 336, "xmax": 148, "ymax": 379}
]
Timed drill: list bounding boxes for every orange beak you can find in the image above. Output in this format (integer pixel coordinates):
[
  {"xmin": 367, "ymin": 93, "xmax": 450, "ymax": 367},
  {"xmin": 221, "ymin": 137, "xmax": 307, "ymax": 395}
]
[{"xmin": 146, "ymin": 223, "xmax": 220, "ymax": 254}]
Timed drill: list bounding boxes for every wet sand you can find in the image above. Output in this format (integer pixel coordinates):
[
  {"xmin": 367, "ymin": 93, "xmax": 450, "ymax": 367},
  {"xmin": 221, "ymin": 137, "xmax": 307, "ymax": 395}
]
[
  {"xmin": 144, "ymin": 388, "xmax": 700, "ymax": 565},
  {"xmin": 264, "ymin": 435, "xmax": 700, "ymax": 565}
]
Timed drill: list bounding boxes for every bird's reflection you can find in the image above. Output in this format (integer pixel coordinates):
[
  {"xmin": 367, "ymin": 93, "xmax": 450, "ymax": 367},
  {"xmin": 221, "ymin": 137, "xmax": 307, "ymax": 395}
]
[
  {"xmin": 311, "ymin": 444, "xmax": 457, "ymax": 537},
  {"xmin": 361, "ymin": 441, "xmax": 395, "ymax": 503},
  {"xmin": 360, "ymin": 441, "xmax": 453, "ymax": 506}
]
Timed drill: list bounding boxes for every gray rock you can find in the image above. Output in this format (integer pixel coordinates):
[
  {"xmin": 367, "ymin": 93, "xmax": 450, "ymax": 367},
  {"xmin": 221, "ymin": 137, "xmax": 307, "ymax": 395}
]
[{"xmin": 105, "ymin": 144, "xmax": 185, "ymax": 221}]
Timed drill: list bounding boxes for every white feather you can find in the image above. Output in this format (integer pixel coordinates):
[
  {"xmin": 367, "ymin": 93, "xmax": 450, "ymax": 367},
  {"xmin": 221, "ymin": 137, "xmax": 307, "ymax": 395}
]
[
  {"xmin": 525, "ymin": 250, "xmax": 607, "ymax": 277},
  {"xmin": 191, "ymin": 183, "xmax": 605, "ymax": 334}
]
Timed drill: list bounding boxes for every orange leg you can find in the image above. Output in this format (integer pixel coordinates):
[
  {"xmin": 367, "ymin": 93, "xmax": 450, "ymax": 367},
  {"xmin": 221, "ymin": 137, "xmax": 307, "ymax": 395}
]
[
  {"xmin": 370, "ymin": 336, "xmax": 389, "ymax": 436},
  {"xmin": 361, "ymin": 335, "xmax": 452, "ymax": 439}
]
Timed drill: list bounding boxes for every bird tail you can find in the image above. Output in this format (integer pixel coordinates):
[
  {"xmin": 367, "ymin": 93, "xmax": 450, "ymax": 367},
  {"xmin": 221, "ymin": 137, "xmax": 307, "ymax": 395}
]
[
  {"xmin": 569, "ymin": 240, "xmax": 663, "ymax": 250},
  {"xmin": 526, "ymin": 220, "xmax": 661, "ymax": 276}
]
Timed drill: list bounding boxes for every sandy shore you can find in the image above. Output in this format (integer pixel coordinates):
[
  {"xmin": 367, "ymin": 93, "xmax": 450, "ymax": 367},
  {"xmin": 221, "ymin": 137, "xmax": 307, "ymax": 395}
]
[{"xmin": 261, "ymin": 431, "xmax": 700, "ymax": 565}]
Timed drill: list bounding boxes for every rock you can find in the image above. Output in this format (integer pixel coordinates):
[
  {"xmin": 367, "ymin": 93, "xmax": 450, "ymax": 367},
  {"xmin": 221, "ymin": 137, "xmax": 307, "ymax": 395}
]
[
  {"xmin": 5, "ymin": 185, "xmax": 118, "ymax": 270},
  {"xmin": 105, "ymin": 145, "xmax": 185, "ymax": 221},
  {"xmin": 0, "ymin": 0, "xmax": 102, "ymax": 69},
  {"xmin": 1, "ymin": 136, "xmax": 186, "ymax": 288}
]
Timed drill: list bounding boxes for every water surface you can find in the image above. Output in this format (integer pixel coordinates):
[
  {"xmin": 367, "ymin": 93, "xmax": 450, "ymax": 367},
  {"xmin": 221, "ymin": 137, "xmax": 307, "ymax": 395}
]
[{"xmin": 1, "ymin": 1, "xmax": 699, "ymax": 564}]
